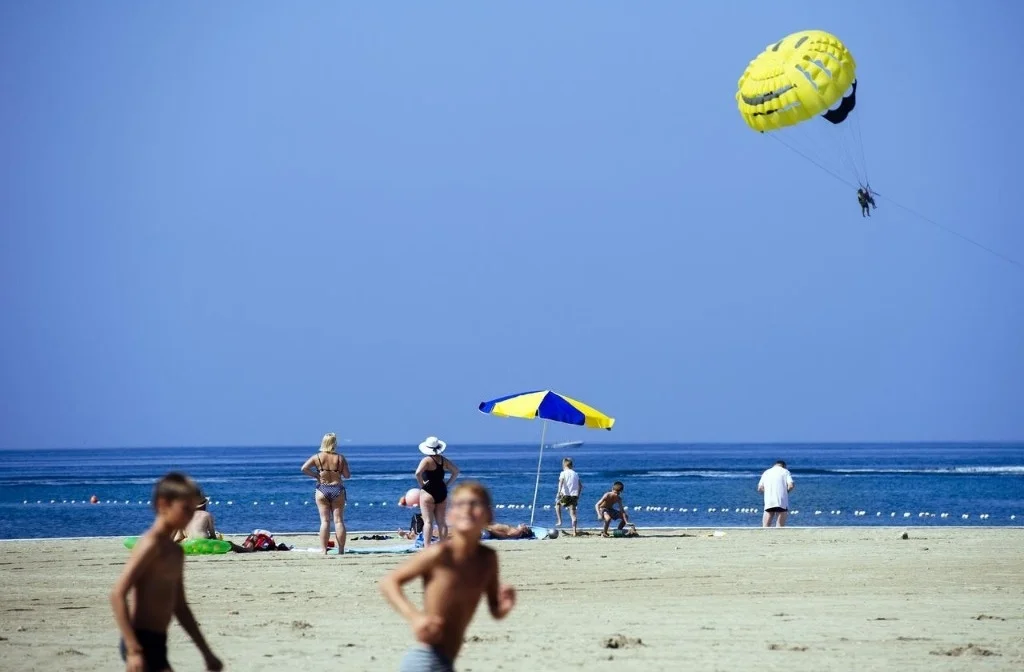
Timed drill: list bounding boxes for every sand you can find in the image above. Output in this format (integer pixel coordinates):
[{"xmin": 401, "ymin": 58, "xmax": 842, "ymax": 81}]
[{"xmin": 1, "ymin": 527, "xmax": 1021, "ymax": 671}]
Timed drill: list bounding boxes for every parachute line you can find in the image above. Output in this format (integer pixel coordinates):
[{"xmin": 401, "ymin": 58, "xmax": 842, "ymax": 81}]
[
  {"xmin": 768, "ymin": 135, "xmax": 1023, "ymax": 272},
  {"xmin": 878, "ymin": 195, "xmax": 1024, "ymax": 272},
  {"xmin": 851, "ymin": 112, "xmax": 870, "ymax": 185},
  {"xmin": 767, "ymin": 133, "xmax": 858, "ymax": 188}
]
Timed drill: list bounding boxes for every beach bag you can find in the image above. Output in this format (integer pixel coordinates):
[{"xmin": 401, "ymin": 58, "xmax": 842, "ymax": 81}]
[
  {"xmin": 410, "ymin": 513, "xmax": 424, "ymax": 535},
  {"xmin": 243, "ymin": 529, "xmax": 276, "ymax": 551}
]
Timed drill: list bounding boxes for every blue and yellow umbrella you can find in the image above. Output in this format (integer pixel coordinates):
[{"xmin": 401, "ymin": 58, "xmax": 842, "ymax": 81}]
[{"xmin": 478, "ymin": 390, "xmax": 615, "ymax": 525}]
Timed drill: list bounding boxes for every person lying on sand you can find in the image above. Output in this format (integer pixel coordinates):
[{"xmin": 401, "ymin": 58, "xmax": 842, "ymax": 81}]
[
  {"xmin": 482, "ymin": 523, "xmax": 534, "ymax": 540},
  {"xmin": 594, "ymin": 481, "xmax": 631, "ymax": 537},
  {"xmin": 172, "ymin": 496, "xmax": 251, "ymax": 553},
  {"xmin": 397, "ymin": 512, "xmax": 426, "ymax": 540},
  {"xmin": 400, "ymin": 521, "xmax": 534, "ymax": 542}
]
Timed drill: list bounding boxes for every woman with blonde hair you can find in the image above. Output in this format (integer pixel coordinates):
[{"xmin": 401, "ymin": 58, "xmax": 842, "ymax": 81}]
[{"xmin": 301, "ymin": 433, "xmax": 350, "ymax": 554}]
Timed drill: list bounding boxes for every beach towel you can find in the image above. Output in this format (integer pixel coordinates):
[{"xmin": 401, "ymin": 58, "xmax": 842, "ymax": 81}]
[{"xmin": 290, "ymin": 526, "xmax": 557, "ymax": 555}]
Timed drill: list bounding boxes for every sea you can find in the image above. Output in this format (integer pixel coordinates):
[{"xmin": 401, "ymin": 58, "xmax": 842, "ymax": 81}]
[{"xmin": 1, "ymin": 442, "xmax": 1022, "ymax": 540}]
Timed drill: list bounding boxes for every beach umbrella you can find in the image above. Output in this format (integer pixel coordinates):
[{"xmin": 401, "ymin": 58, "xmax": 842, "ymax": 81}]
[{"xmin": 478, "ymin": 390, "xmax": 615, "ymax": 525}]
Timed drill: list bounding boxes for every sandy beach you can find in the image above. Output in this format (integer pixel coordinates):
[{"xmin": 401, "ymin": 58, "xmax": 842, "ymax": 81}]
[{"xmin": 1, "ymin": 527, "xmax": 1021, "ymax": 671}]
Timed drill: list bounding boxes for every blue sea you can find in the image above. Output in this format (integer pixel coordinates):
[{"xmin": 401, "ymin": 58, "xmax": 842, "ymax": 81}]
[{"xmin": 1, "ymin": 443, "xmax": 1022, "ymax": 540}]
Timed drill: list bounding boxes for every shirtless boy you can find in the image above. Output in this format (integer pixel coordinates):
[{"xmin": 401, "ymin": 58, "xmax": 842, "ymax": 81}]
[
  {"xmin": 110, "ymin": 472, "xmax": 223, "ymax": 672},
  {"xmin": 379, "ymin": 481, "xmax": 517, "ymax": 671},
  {"xmin": 594, "ymin": 481, "xmax": 631, "ymax": 537}
]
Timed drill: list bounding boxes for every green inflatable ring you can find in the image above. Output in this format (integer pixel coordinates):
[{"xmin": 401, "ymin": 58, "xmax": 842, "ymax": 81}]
[{"xmin": 123, "ymin": 536, "xmax": 232, "ymax": 555}]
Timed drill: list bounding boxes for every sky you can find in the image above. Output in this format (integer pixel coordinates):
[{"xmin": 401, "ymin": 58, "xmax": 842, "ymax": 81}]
[{"xmin": 1, "ymin": 1, "xmax": 1022, "ymax": 449}]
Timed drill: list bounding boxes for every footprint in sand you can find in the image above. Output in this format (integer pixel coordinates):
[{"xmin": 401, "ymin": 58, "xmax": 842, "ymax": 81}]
[
  {"xmin": 767, "ymin": 644, "xmax": 809, "ymax": 651},
  {"xmin": 602, "ymin": 634, "xmax": 644, "ymax": 649},
  {"xmin": 930, "ymin": 643, "xmax": 1000, "ymax": 657}
]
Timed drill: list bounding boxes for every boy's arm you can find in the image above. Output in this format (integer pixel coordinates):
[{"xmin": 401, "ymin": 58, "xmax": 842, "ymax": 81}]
[
  {"xmin": 379, "ymin": 545, "xmax": 442, "ymax": 623},
  {"xmin": 109, "ymin": 535, "xmax": 161, "ymax": 658},
  {"xmin": 174, "ymin": 580, "xmax": 215, "ymax": 656},
  {"xmin": 485, "ymin": 550, "xmax": 515, "ymax": 620}
]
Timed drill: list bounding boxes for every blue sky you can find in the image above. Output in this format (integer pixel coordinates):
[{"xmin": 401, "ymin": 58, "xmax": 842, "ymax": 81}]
[{"xmin": 2, "ymin": 2, "xmax": 1022, "ymax": 449}]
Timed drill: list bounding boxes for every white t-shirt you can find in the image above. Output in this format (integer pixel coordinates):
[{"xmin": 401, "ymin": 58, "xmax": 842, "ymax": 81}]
[
  {"xmin": 558, "ymin": 468, "xmax": 581, "ymax": 497},
  {"xmin": 758, "ymin": 465, "xmax": 794, "ymax": 510}
]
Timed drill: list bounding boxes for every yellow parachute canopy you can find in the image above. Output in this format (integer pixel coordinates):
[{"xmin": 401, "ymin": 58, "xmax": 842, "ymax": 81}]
[{"xmin": 737, "ymin": 30, "xmax": 857, "ymax": 134}]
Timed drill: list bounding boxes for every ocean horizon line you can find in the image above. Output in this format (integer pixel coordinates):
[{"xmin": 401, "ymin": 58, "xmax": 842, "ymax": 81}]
[{"xmin": 1, "ymin": 439, "xmax": 1022, "ymax": 451}]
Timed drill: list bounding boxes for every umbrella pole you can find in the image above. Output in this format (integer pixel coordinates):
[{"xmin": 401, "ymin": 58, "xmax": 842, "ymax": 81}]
[{"xmin": 529, "ymin": 420, "xmax": 547, "ymax": 527}]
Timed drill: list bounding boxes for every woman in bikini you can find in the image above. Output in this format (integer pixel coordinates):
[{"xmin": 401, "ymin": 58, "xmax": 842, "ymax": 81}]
[
  {"xmin": 414, "ymin": 435, "xmax": 460, "ymax": 548},
  {"xmin": 301, "ymin": 433, "xmax": 351, "ymax": 555}
]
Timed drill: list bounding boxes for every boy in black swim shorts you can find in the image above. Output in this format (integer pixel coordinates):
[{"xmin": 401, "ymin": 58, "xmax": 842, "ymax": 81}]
[
  {"xmin": 595, "ymin": 481, "xmax": 631, "ymax": 537},
  {"xmin": 111, "ymin": 472, "xmax": 222, "ymax": 671}
]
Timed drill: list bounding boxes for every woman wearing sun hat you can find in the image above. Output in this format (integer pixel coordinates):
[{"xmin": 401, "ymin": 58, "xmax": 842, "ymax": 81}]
[{"xmin": 414, "ymin": 435, "xmax": 460, "ymax": 548}]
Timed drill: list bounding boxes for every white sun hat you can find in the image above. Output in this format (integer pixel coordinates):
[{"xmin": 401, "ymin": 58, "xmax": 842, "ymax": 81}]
[{"xmin": 418, "ymin": 436, "xmax": 447, "ymax": 455}]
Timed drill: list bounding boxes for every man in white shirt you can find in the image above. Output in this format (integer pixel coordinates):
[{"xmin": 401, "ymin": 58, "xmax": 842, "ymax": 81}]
[
  {"xmin": 555, "ymin": 457, "xmax": 583, "ymax": 536},
  {"xmin": 757, "ymin": 460, "xmax": 795, "ymax": 527}
]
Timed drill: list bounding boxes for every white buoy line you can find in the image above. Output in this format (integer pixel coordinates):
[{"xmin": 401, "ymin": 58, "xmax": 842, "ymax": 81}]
[{"xmin": 17, "ymin": 500, "xmax": 1019, "ymax": 520}]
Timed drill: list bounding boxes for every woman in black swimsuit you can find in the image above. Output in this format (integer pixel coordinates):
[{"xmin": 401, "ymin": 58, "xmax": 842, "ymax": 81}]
[
  {"xmin": 415, "ymin": 435, "xmax": 460, "ymax": 548},
  {"xmin": 301, "ymin": 433, "xmax": 351, "ymax": 555}
]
